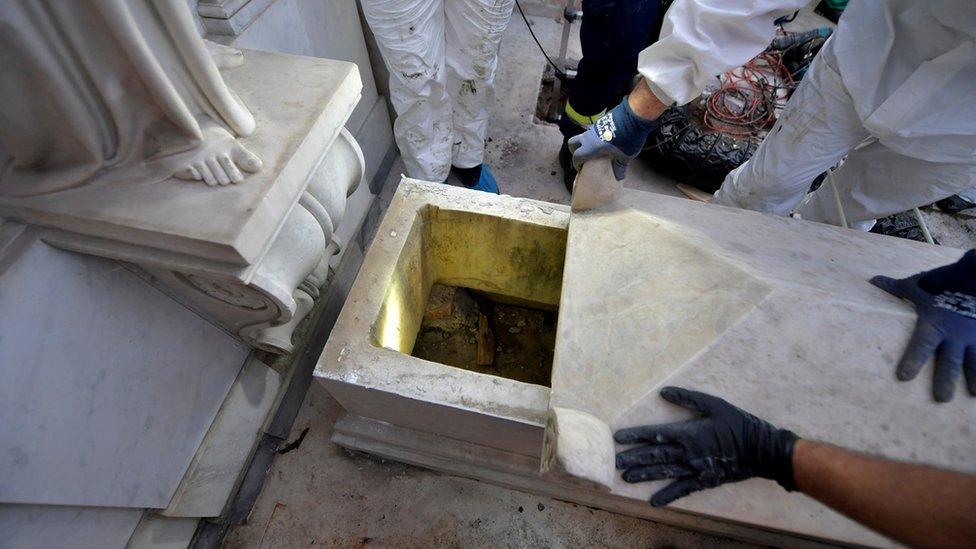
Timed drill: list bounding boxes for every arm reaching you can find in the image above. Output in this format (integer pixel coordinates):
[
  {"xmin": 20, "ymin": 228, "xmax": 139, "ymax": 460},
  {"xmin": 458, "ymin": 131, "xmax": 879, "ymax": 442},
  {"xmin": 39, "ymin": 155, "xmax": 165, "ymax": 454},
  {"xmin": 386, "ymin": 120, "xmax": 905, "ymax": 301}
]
[
  {"xmin": 569, "ymin": 0, "xmax": 807, "ymax": 180},
  {"xmin": 627, "ymin": 79, "xmax": 669, "ymax": 121},
  {"xmin": 794, "ymin": 439, "xmax": 976, "ymax": 548},
  {"xmin": 616, "ymin": 387, "xmax": 976, "ymax": 547}
]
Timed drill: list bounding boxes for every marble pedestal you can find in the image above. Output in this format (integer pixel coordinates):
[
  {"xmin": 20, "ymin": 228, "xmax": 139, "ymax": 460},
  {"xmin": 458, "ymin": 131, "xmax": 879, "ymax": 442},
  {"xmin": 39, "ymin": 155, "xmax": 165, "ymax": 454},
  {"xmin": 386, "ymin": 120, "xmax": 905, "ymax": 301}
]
[
  {"xmin": 1, "ymin": 47, "xmax": 370, "ymax": 548},
  {"xmin": 315, "ymin": 179, "xmax": 974, "ymax": 547},
  {"xmin": 1, "ymin": 49, "xmax": 365, "ymax": 355}
]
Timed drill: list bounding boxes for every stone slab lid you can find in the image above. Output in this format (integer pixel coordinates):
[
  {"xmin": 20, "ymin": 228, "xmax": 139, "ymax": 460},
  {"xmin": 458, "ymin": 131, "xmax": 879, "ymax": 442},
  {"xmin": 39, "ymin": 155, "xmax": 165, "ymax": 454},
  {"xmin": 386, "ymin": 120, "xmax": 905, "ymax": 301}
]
[
  {"xmin": 0, "ymin": 50, "xmax": 361, "ymax": 267},
  {"xmin": 544, "ymin": 161, "xmax": 973, "ymax": 546}
]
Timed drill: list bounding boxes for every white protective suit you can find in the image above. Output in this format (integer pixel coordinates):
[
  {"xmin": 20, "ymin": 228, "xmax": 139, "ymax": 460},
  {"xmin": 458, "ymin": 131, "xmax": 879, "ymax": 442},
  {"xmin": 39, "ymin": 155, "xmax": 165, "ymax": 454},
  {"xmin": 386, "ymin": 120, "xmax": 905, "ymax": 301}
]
[
  {"xmin": 361, "ymin": 0, "xmax": 515, "ymax": 182},
  {"xmin": 638, "ymin": 0, "xmax": 976, "ymax": 228}
]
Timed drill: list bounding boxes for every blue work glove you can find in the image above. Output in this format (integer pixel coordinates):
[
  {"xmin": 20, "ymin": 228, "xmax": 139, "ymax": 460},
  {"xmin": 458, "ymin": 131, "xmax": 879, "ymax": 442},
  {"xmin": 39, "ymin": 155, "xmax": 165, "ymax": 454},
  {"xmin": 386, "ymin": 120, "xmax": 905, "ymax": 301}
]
[
  {"xmin": 615, "ymin": 387, "xmax": 798, "ymax": 507},
  {"xmin": 567, "ymin": 97, "xmax": 659, "ymax": 181},
  {"xmin": 871, "ymin": 250, "xmax": 976, "ymax": 402}
]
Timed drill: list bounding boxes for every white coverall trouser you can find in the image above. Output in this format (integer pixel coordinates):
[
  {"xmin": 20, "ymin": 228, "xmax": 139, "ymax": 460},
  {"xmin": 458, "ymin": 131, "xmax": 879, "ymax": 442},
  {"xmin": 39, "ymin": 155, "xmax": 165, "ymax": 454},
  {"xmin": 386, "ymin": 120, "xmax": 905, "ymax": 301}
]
[
  {"xmin": 361, "ymin": 0, "xmax": 514, "ymax": 182},
  {"xmin": 713, "ymin": 40, "xmax": 976, "ymax": 230},
  {"xmin": 637, "ymin": 0, "xmax": 976, "ymax": 229}
]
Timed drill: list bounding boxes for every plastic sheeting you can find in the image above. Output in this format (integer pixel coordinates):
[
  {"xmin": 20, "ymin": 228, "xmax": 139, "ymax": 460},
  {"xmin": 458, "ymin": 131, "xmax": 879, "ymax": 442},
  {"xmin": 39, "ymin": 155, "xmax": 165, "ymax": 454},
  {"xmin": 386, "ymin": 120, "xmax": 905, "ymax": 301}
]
[{"xmin": 641, "ymin": 30, "xmax": 828, "ymax": 192}]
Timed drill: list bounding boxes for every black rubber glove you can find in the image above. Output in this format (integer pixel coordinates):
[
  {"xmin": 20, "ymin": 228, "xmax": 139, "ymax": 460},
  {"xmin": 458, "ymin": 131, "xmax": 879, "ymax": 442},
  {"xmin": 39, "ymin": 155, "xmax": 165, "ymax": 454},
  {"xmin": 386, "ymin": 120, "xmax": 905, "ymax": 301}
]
[
  {"xmin": 870, "ymin": 250, "xmax": 976, "ymax": 402},
  {"xmin": 614, "ymin": 387, "xmax": 798, "ymax": 507}
]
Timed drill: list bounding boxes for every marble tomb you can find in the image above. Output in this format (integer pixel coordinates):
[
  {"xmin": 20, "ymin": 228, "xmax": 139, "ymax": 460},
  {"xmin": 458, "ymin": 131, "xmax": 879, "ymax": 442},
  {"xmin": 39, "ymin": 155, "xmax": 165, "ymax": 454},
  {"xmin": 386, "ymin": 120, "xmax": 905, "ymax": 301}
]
[{"xmin": 316, "ymin": 175, "xmax": 974, "ymax": 547}]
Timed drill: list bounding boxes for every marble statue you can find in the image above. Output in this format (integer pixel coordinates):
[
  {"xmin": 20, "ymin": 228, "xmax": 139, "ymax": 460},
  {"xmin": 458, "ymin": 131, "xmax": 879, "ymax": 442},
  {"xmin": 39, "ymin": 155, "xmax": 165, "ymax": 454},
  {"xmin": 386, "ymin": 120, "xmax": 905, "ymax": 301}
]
[
  {"xmin": 0, "ymin": 0, "xmax": 262, "ymax": 197},
  {"xmin": 0, "ymin": 1, "xmax": 368, "ymax": 356}
]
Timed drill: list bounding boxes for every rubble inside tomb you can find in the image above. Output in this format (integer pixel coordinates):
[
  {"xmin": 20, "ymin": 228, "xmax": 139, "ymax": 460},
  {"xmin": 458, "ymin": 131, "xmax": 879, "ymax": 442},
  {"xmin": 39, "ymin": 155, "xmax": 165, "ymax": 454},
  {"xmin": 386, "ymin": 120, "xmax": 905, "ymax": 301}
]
[{"xmin": 412, "ymin": 284, "xmax": 557, "ymax": 387}]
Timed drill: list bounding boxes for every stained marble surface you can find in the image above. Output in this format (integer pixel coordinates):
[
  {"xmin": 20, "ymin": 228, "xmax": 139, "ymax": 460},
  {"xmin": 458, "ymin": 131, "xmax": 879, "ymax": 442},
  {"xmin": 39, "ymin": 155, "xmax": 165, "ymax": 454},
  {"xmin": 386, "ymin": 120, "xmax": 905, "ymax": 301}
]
[
  {"xmin": 0, "ymin": 233, "xmax": 248, "ymax": 508},
  {"xmin": 548, "ymin": 188, "xmax": 971, "ymax": 546},
  {"xmin": 163, "ymin": 356, "xmax": 280, "ymax": 517},
  {"xmin": 0, "ymin": 504, "xmax": 142, "ymax": 549}
]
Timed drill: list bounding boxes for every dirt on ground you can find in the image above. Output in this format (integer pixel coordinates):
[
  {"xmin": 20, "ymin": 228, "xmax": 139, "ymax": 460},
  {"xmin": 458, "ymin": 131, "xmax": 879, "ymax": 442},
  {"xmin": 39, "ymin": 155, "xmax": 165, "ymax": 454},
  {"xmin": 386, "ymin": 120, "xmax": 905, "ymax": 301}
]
[{"xmin": 411, "ymin": 283, "xmax": 557, "ymax": 386}]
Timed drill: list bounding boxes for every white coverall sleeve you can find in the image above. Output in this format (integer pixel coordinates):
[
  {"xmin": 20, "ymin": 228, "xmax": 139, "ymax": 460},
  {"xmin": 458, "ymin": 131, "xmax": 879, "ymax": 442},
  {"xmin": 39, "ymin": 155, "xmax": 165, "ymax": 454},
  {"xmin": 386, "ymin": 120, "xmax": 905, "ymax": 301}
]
[{"xmin": 638, "ymin": 0, "xmax": 810, "ymax": 106}]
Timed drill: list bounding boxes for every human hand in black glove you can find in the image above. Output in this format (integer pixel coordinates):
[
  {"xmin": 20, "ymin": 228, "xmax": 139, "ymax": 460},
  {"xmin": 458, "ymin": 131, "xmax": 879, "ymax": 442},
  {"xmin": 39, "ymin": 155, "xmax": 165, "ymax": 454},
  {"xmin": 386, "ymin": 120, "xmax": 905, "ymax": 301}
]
[
  {"xmin": 870, "ymin": 250, "xmax": 976, "ymax": 402},
  {"xmin": 614, "ymin": 387, "xmax": 798, "ymax": 507}
]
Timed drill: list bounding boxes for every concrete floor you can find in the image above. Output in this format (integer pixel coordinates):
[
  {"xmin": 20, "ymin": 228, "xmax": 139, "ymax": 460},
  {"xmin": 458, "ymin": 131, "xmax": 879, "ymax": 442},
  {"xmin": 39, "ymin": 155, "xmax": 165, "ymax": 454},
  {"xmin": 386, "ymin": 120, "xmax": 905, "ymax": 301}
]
[
  {"xmin": 224, "ymin": 382, "xmax": 747, "ymax": 549},
  {"xmin": 225, "ymin": 10, "xmax": 975, "ymax": 549}
]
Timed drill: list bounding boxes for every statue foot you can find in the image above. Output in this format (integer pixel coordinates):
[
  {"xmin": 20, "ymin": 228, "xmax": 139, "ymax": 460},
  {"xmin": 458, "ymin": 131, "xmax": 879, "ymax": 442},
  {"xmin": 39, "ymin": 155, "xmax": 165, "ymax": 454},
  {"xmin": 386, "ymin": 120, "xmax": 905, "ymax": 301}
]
[{"xmin": 174, "ymin": 125, "xmax": 262, "ymax": 186}]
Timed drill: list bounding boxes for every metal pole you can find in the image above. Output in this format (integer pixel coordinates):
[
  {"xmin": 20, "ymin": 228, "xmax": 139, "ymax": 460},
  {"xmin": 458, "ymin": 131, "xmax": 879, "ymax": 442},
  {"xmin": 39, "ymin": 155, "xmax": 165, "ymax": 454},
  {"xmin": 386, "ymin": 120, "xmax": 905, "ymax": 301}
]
[
  {"xmin": 548, "ymin": 0, "xmax": 577, "ymax": 122},
  {"xmin": 912, "ymin": 207, "xmax": 936, "ymax": 245},
  {"xmin": 826, "ymin": 168, "xmax": 849, "ymax": 229}
]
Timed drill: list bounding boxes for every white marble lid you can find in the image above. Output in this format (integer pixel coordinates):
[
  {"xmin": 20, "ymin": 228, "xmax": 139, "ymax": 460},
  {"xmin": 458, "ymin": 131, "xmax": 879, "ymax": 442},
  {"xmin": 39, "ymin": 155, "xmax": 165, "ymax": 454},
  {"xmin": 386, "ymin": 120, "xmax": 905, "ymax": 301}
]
[{"xmin": 548, "ymin": 182, "xmax": 971, "ymax": 546}]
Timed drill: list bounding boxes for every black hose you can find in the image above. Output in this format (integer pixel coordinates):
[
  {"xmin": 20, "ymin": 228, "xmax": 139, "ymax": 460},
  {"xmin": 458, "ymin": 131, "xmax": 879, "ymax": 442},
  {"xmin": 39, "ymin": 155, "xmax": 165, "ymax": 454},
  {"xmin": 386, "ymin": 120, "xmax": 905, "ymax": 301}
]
[{"xmin": 514, "ymin": 0, "xmax": 568, "ymax": 80}]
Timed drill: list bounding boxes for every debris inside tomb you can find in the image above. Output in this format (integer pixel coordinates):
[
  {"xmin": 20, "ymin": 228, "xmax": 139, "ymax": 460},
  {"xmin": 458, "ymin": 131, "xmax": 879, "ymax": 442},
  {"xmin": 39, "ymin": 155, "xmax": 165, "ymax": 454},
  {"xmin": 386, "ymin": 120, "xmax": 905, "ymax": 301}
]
[{"xmin": 412, "ymin": 284, "xmax": 556, "ymax": 386}]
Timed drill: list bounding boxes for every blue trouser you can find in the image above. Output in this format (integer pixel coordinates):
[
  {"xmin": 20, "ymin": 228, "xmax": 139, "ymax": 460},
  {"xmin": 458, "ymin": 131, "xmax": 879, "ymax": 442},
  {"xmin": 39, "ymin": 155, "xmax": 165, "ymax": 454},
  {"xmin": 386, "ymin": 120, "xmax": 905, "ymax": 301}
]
[{"xmin": 559, "ymin": 0, "xmax": 661, "ymax": 139}]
